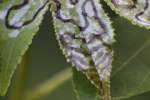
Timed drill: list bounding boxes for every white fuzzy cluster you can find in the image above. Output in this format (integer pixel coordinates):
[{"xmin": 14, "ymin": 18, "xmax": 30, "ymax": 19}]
[
  {"xmin": 53, "ymin": 0, "xmax": 114, "ymax": 81},
  {"xmin": 111, "ymin": 0, "xmax": 150, "ymax": 27}
]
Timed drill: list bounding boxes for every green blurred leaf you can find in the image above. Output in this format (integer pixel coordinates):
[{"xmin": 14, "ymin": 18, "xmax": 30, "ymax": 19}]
[
  {"xmin": 111, "ymin": 17, "xmax": 150, "ymax": 99},
  {"xmin": 0, "ymin": 0, "xmax": 49, "ymax": 96},
  {"xmin": 73, "ymin": 16, "xmax": 150, "ymax": 100}
]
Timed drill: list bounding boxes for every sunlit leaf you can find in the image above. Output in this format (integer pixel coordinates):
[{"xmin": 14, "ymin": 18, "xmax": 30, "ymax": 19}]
[{"xmin": 0, "ymin": 0, "xmax": 49, "ymax": 96}]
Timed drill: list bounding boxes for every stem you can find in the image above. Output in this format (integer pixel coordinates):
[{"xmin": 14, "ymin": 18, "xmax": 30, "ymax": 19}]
[
  {"xmin": 24, "ymin": 68, "xmax": 72, "ymax": 100},
  {"xmin": 9, "ymin": 53, "xmax": 28, "ymax": 100},
  {"xmin": 101, "ymin": 80, "xmax": 111, "ymax": 100}
]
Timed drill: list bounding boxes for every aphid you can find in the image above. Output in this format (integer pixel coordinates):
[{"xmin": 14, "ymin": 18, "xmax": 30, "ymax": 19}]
[
  {"xmin": 51, "ymin": 0, "xmax": 115, "ymax": 99},
  {"xmin": 105, "ymin": 0, "xmax": 150, "ymax": 28},
  {"xmin": 4, "ymin": 0, "xmax": 49, "ymax": 29}
]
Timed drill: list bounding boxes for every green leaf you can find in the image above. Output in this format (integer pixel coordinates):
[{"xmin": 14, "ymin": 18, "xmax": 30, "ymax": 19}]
[
  {"xmin": 111, "ymin": 17, "xmax": 150, "ymax": 99},
  {"xmin": 73, "ymin": 16, "xmax": 150, "ymax": 100},
  {"xmin": 103, "ymin": 0, "xmax": 150, "ymax": 29},
  {"xmin": 0, "ymin": 0, "xmax": 49, "ymax": 96},
  {"xmin": 51, "ymin": 0, "xmax": 115, "ymax": 99},
  {"xmin": 122, "ymin": 92, "xmax": 150, "ymax": 100}
]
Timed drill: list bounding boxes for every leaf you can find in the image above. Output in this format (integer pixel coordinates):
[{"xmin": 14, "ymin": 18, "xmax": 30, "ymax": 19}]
[
  {"xmin": 111, "ymin": 17, "xmax": 150, "ymax": 99},
  {"xmin": 51, "ymin": 0, "xmax": 115, "ymax": 99},
  {"xmin": 104, "ymin": 0, "xmax": 150, "ymax": 29},
  {"xmin": 73, "ymin": 16, "xmax": 150, "ymax": 100},
  {"xmin": 0, "ymin": 0, "xmax": 49, "ymax": 96},
  {"xmin": 122, "ymin": 92, "xmax": 150, "ymax": 100}
]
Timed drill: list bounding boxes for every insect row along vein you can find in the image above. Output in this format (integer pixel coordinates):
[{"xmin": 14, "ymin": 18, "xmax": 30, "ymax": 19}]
[
  {"xmin": 52, "ymin": 0, "xmax": 115, "ymax": 99},
  {"xmin": 4, "ymin": 0, "xmax": 49, "ymax": 29},
  {"xmin": 109, "ymin": 0, "xmax": 150, "ymax": 27}
]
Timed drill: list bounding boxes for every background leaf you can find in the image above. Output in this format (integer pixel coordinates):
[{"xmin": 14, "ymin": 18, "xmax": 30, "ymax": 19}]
[
  {"xmin": 111, "ymin": 16, "xmax": 150, "ymax": 99},
  {"xmin": 0, "ymin": 0, "xmax": 49, "ymax": 96}
]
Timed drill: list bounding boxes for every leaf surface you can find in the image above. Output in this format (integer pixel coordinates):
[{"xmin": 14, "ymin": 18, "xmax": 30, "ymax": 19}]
[{"xmin": 0, "ymin": 0, "xmax": 49, "ymax": 96}]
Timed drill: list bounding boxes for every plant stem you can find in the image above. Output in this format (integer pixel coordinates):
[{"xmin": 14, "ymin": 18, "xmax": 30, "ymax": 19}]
[
  {"xmin": 24, "ymin": 68, "xmax": 72, "ymax": 100},
  {"xmin": 101, "ymin": 80, "xmax": 111, "ymax": 100}
]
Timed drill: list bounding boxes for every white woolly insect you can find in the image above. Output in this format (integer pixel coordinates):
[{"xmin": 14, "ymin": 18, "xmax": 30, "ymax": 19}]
[
  {"xmin": 105, "ymin": 0, "xmax": 150, "ymax": 27},
  {"xmin": 52, "ymin": 0, "xmax": 115, "ymax": 82}
]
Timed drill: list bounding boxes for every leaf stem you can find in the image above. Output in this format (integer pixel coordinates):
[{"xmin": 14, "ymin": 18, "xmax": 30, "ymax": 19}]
[
  {"xmin": 24, "ymin": 68, "xmax": 72, "ymax": 100},
  {"xmin": 101, "ymin": 80, "xmax": 111, "ymax": 100}
]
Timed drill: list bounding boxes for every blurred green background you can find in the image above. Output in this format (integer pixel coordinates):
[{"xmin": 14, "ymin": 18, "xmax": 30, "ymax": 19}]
[{"xmin": 1, "ymin": 10, "xmax": 150, "ymax": 100}]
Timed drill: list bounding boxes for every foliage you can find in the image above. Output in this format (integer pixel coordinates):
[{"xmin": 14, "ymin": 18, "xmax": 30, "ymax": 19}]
[{"xmin": 0, "ymin": 0, "xmax": 150, "ymax": 100}]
